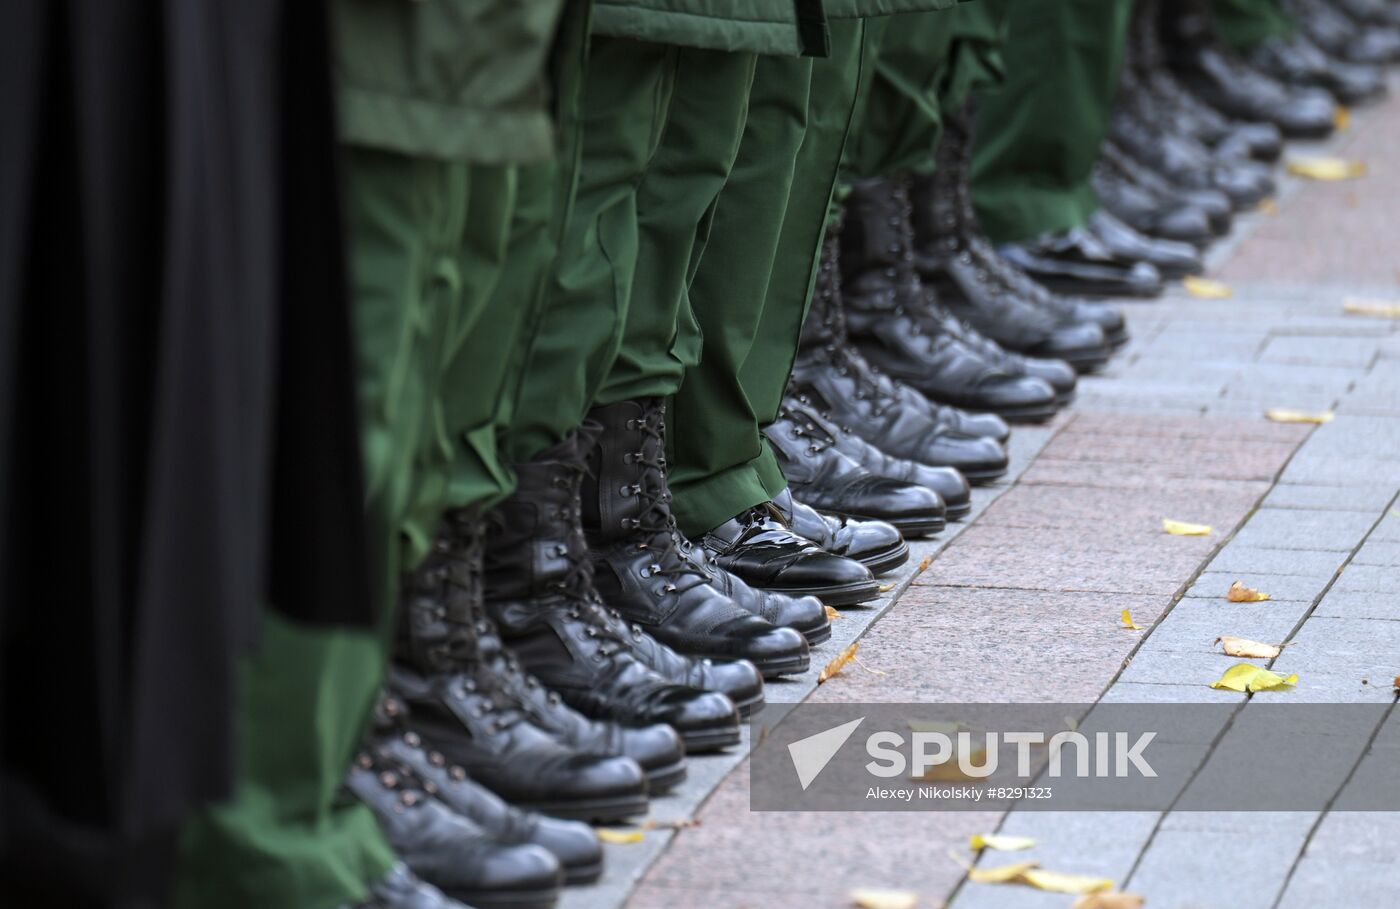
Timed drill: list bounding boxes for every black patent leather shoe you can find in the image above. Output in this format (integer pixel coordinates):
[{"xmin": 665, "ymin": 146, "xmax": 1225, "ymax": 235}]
[
  {"xmin": 1247, "ymin": 33, "xmax": 1386, "ymax": 104},
  {"xmin": 386, "ymin": 667, "xmax": 650, "ymax": 822},
  {"xmin": 1086, "ymin": 210, "xmax": 1203, "ymax": 279},
  {"xmin": 702, "ymin": 504, "xmax": 879, "ymax": 606},
  {"xmin": 765, "ymin": 403, "xmax": 945, "ymax": 538},
  {"xmin": 772, "ymin": 487, "xmax": 910, "ymax": 576},
  {"xmin": 346, "ymin": 864, "xmax": 473, "ymax": 909},
  {"xmin": 346, "ymin": 749, "xmax": 564, "ymax": 909},
  {"xmin": 380, "ymin": 726, "xmax": 605, "ymax": 884},
  {"xmin": 998, "ymin": 228, "xmax": 1164, "ymax": 299},
  {"xmin": 482, "ymin": 430, "xmax": 743, "ymax": 751},
  {"xmin": 582, "ymin": 399, "xmax": 811, "ymax": 676}
]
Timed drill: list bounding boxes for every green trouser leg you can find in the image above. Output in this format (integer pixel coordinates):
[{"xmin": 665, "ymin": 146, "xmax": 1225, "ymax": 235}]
[
  {"xmin": 969, "ymin": 0, "xmax": 1132, "ymax": 244},
  {"xmin": 503, "ymin": 36, "xmax": 676, "ymax": 463},
  {"xmin": 173, "ymin": 154, "xmax": 519, "ymax": 909},
  {"xmin": 668, "ymin": 20, "xmax": 869, "ymax": 537},
  {"xmin": 1213, "ymin": 0, "xmax": 1295, "ymax": 52}
]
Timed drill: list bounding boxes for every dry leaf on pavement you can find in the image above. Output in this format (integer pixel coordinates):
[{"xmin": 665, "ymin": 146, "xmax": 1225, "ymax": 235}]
[
  {"xmin": 1020, "ymin": 869, "xmax": 1115, "ymax": 895},
  {"xmin": 966, "ymin": 861, "xmax": 1040, "ymax": 884},
  {"xmin": 1120, "ymin": 609, "xmax": 1142, "ymax": 631},
  {"xmin": 1265, "ymin": 408, "xmax": 1334, "ymax": 424},
  {"xmin": 1210, "ymin": 662, "xmax": 1297, "ymax": 692},
  {"xmin": 818, "ymin": 642, "xmax": 859, "ymax": 684},
  {"xmin": 1258, "ymin": 198, "xmax": 1278, "ymax": 215},
  {"xmin": 826, "ymin": 605, "xmax": 843, "ymax": 620},
  {"xmin": 1163, "ymin": 518, "xmax": 1211, "ymax": 536},
  {"xmin": 1182, "ymin": 276, "xmax": 1233, "ymax": 299},
  {"xmin": 970, "ymin": 834, "xmax": 1036, "ymax": 852},
  {"xmin": 850, "ymin": 889, "xmax": 918, "ymax": 909},
  {"xmin": 1343, "ymin": 298, "xmax": 1400, "ymax": 319},
  {"xmin": 1073, "ymin": 893, "xmax": 1146, "ymax": 909},
  {"xmin": 1227, "ymin": 581, "xmax": 1271, "ymax": 602},
  {"xmin": 596, "ymin": 829, "xmax": 644, "ymax": 844},
  {"xmin": 1215, "ymin": 636, "xmax": 1282, "ymax": 659},
  {"xmin": 1334, "ymin": 106, "xmax": 1352, "ymax": 130},
  {"xmin": 1287, "ymin": 157, "xmax": 1366, "ymax": 180}
]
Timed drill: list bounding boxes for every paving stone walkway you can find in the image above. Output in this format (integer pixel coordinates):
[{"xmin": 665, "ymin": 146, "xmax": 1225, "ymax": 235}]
[{"xmin": 564, "ymin": 86, "xmax": 1400, "ymax": 909}]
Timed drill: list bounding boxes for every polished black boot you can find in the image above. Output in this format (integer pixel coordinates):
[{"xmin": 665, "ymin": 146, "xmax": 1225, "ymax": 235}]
[
  {"xmin": 1246, "ymin": 33, "xmax": 1386, "ymax": 104},
  {"xmin": 771, "ymin": 488, "xmax": 910, "ymax": 576},
  {"xmin": 1102, "ymin": 141, "xmax": 1234, "ymax": 237},
  {"xmin": 346, "ymin": 864, "xmax": 473, "ymax": 909},
  {"xmin": 1334, "ymin": 0, "xmax": 1400, "ymax": 28},
  {"xmin": 790, "ymin": 238, "xmax": 1012, "ymax": 478},
  {"xmin": 1288, "ymin": 0, "xmax": 1400, "ymax": 63},
  {"xmin": 786, "ymin": 394, "xmax": 973, "ymax": 520},
  {"xmin": 1161, "ymin": 0, "xmax": 1338, "ymax": 138},
  {"xmin": 701, "ymin": 503, "xmax": 880, "ymax": 607},
  {"xmin": 848, "ymin": 176, "xmax": 1111, "ymax": 369},
  {"xmin": 395, "ymin": 513, "xmax": 689, "ymax": 784},
  {"xmin": 582, "ymin": 399, "xmax": 812, "ymax": 677},
  {"xmin": 913, "ymin": 109, "xmax": 1127, "ymax": 360},
  {"xmin": 765, "ymin": 401, "xmax": 946, "ymax": 538},
  {"xmin": 376, "ymin": 701, "xmax": 605, "ymax": 884},
  {"xmin": 1085, "ymin": 209, "xmax": 1205, "ymax": 279},
  {"xmin": 1094, "ymin": 143, "xmax": 1223, "ymax": 244},
  {"xmin": 481, "ymin": 430, "xmax": 742, "ymax": 751},
  {"xmin": 679, "ymin": 544, "xmax": 831, "ymax": 646},
  {"xmin": 997, "ymin": 227, "xmax": 1165, "ymax": 300},
  {"xmin": 345, "ymin": 748, "xmax": 563, "ymax": 909}
]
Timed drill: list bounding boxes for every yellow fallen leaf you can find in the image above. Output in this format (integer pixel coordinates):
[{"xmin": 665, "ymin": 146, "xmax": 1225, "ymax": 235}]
[
  {"xmin": 878, "ymin": 582, "xmax": 896, "ymax": 593},
  {"xmin": 1215, "ymin": 636, "xmax": 1282, "ymax": 659},
  {"xmin": 1163, "ymin": 518, "xmax": 1211, "ymax": 536},
  {"xmin": 1287, "ymin": 156, "xmax": 1366, "ymax": 180},
  {"xmin": 825, "ymin": 605, "xmax": 843, "ymax": 620},
  {"xmin": 1227, "ymin": 580, "xmax": 1271, "ymax": 603},
  {"xmin": 918, "ymin": 555, "xmax": 933, "ymax": 571},
  {"xmin": 1265, "ymin": 408, "xmax": 1334, "ymax": 424},
  {"xmin": 639, "ymin": 818, "xmax": 700, "ymax": 831},
  {"xmin": 970, "ymin": 833, "xmax": 1036, "ymax": 852},
  {"xmin": 1073, "ymin": 894, "xmax": 1146, "ymax": 909},
  {"xmin": 1120, "ymin": 609, "xmax": 1142, "ymax": 631},
  {"xmin": 818, "ymin": 642, "xmax": 859, "ymax": 684},
  {"xmin": 1182, "ymin": 275, "xmax": 1233, "ymax": 299},
  {"xmin": 1343, "ymin": 298, "xmax": 1400, "ymax": 319},
  {"xmin": 966, "ymin": 861, "xmax": 1040, "ymax": 884},
  {"xmin": 1020, "ymin": 869, "xmax": 1115, "ymax": 895},
  {"xmin": 1334, "ymin": 106, "xmax": 1352, "ymax": 130},
  {"xmin": 596, "ymin": 828, "xmax": 644, "ymax": 844},
  {"xmin": 1257, "ymin": 197, "xmax": 1278, "ymax": 216},
  {"xmin": 850, "ymin": 889, "xmax": 918, "ymax": 909},
  {"xmin": 1210, "ymin": 662, "xmax": 1298, "ymax": 692}
]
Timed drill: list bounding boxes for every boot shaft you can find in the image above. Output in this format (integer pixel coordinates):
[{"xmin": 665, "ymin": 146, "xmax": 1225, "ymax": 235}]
[
  {"xmin": 798, "ymin": 224, "xmax": 849, "ymax": 354},
  {"xmin": 580, "ymin": 399, "xmax": 670, "ymax": 546},
  {"xmin": 396, "ymin": 506, "xmax": 485, "ymax": 674}
]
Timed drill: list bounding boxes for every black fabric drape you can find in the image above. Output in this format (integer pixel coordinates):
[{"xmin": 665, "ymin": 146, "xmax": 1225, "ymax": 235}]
[{"xmin": 0, "ymin": 0, "xmax": 372, "ymax": 904}]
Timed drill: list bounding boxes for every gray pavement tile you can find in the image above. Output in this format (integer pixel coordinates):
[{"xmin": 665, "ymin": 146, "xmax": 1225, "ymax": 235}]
[
  {"xmin": 1157, "ymin": 810, "xmax": 1319, "ymax": 833},
  {"xmin": 1225, "ymin": 508, "xmax": 1379, "ymax": 552},
  {"xmin": 1279, "ymin": 454, "xmax": 1400, "ymax": 486},
  {"xmin": 1135, "ymin": 597, "xmax": 1308, "ymax": 655},
  {"xmin": 1304, "ymin": 807, "xmax": 1400, "ymax": 863},
  {"xmin": 1261, "ymin": 482, "xmax": 1398, "ymax": 512},
  {"xmin": 1117, "ymin": 648, "xmax": 1269, "ymax": 687},
  {"xmin": 1261, "ymin": 335, "xmax": 1379, "ymax": 368},
  {"xmin": 1330, "ymin": 563, "xmax": 1400, "ymax": 593},
  {"xmin": 1351, "ymin": 538, "xmax": 1400, "ymax": 566},
  {"xmin": 1066, "ymin": 411, "xmax": 1311, "ymax": 443},
  {"xmin": 1274, "ymin": 615, "xmax": 1400, "ymax": 666},
  {"xmin": 1183, "ymin": 571, "xmax": 1335, "ymax": 603},
  {"xmin": 1312, "ymin": 588, "xmax": 1400, "ymax": 620},
  {"xmin": 1136, "ymin": 330, "xmax": 1272, "ymax": 362},
  {"xmin": 1126, "ymin": 828, "xmax": 1310, "ymax": 909},
  {"xmin": 1097, "ymin": 682, "xmax": 1246, "ymax": 704},
  {"xmin": 1252, "ymin": 667, "xmax": 1396, "ymax": 703},
  {"xmin": 1205, "ymin": 543, "xmax": 1350, "ymax": 575},
  {"xmin": 1276, "ymin": 856, "xmax": 1400, "ymax": 909},
  {"xmin": 1370, "ymin": 509, "xmax": 1400, "ymax": 542}
]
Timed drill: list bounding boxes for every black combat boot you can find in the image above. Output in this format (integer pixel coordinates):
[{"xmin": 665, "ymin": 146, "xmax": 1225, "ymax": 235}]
[
  {"xmin": 581, "ymin": 399, "xmax": 813, "ymax": 678},
  {"xmin": 344, "ymin": 748, "xmax": 563, "ymax": 909},
  {"xmin": 343, "ymin": 864, "xmax": 473, "ymax": 909},
  {"xmin": 912, "ymin": 109, "xmax": 1127, "ymax": 361},
  {"xmin": 1287, "ymin": 0, "xmax": 1400, "ymax": 64},
  {"xmin": 481, "ymin": 430, "xmax": 742, "ymax": 752},
  {"xmin": 790, "ymin": 228, "xmax": 1011, "ymax": 480},
  {"xmin": 764, "ymin": 401, "xmax": 946, "ymax": 538},
  {"xmin": 375, "ymin": 697, "xmax": 606, "ymax": 884},
  {"xmin": 770, "ymin": 487, "xmax": 911, "ymax": 576}
]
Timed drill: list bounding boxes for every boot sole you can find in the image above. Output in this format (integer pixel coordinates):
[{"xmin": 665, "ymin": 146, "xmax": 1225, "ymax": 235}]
[
  {"xmin": 681, "ymin": 724, "xmax": 742, "ymax": 753},
  {"xmin": 516, "ymin": 793, "xmax": 649, "ymax": 824},
  {"xmin": 957, "ymin": 464, "xmax": 1009, "ymax": 485},
  {"xmin": 733, "ymin": 688, "xmax": 767, "ymax": 716},
  {"xmin": 564, "ymin": 860, "xmax": 604, "ymax": 886},
  {"xmin": 645, "ymin": 759, "xmax": 688, "ymax": 795},
  {"xmin": 1034, "ymin": 277, "xmax": 1163, "ymax": 300},
  {"xmin": 453, "ymin": 886, "xmax": 561, "ymax": 909},
  {"xmin": 944, "ymin": 501, "xmax": 973, "ymax": 521},
  {"xmin": 827, "ymin": 510, "xmax": 944, "ymax": 541},
  {"xmin": 857, "ymin": 540, "xmax": 912, "ymax": 576},
  {"xmin": 988, "ymin": 400, "xmax": 1062, "ymax": 424},
  {"xmin": 751, "ymin": 650, "xmax": 814, "ymax": 680},
  {"xmin": 772, "ymin": 579, "xmax": 883, "ymax": 607}
]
